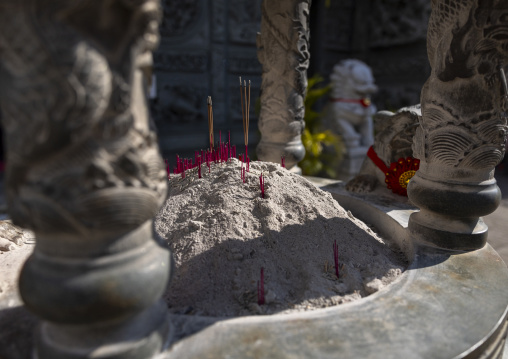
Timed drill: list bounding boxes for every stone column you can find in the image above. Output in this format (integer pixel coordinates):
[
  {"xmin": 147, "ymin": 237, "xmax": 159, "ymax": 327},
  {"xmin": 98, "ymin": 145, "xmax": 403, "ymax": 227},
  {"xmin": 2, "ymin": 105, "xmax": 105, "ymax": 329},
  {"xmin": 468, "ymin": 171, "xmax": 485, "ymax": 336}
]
[
  {"xmin": 256, "ymin": 0, "xmax": 311, "ymax": 172},
  {"xmin": 0, "ymin": 1, "xmax": 172, "ymax": 358},
  {"xmin": 408, "ymin": 0, "xmax": 508, "ymax": 250}
]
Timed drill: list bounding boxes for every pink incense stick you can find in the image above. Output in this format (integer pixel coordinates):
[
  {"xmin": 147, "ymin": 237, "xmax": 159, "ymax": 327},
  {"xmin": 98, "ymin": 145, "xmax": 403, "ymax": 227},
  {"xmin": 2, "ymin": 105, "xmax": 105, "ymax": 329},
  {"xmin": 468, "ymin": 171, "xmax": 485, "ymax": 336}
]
[
  {"xmin": 281, "ymin": 156, "xmax": 285, "ymax": 168},
  {"xmin": 259, "ymin": 173, "xmax": 265, "ymax": 198},
  {"xmin": 228, "ymin": 131, "xmax": 231, "ymax": 160}
]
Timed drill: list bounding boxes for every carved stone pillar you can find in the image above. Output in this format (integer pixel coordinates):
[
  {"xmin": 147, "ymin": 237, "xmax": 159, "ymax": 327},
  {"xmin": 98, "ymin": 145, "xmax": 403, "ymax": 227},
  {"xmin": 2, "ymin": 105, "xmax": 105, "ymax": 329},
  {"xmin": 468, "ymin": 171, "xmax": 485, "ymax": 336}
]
[
  {"xmin": 408, "ymin": 0, "xmax": 508, "ymax": 250},
  {"xmin": 256, "ymin": 0, "xmax": 311, "ymax": 172},
  {"xmin": 0, "ymin": 1, "xmax": 172, "ymax": 358}
]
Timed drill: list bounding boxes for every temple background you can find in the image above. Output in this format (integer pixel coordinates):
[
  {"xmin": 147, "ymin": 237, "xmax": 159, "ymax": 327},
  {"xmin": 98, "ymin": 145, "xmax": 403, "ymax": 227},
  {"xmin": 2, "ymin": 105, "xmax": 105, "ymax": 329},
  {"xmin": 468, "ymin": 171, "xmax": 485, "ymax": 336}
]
[{"xmin": 151, "ymin": 0, "xmax": 431, "ymax": 163}]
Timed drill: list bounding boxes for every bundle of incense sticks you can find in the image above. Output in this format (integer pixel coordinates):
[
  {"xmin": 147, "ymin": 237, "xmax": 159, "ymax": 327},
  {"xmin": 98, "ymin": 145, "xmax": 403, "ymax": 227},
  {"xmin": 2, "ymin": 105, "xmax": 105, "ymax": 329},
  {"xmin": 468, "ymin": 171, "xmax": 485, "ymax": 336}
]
[
  {"xmin": 207, "ymin": 96, "xmax": 214, "ymax": 152},
  {"xmin": 240, "ymin": 77, "xmax": 251, "ymax": 169},
  {"xmin": 171, "ymin": 143, "xmax": 237, "ymax": 176}
]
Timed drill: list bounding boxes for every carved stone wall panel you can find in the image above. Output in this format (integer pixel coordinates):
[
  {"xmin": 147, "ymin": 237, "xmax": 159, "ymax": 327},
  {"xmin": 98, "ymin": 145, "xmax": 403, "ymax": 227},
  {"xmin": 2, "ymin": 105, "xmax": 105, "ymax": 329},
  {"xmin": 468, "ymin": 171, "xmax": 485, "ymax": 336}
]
[
  {"xmin": 374, "ymin": 85, "xmax": 423, "ymax": 111},
  {"xmin": 159, "ymin": 0, "xmax": 208, "ymax": 47},
  {"xmin": 212, "ymin": 0, "xmax": 226, "ymax": 43},
  {"xmin": 368, "ymin": 43, "xmax": 431, "ymax": 109},
  {"xmin": 323, "ymin": 1, "xmax": 355, "ymax": 51},
  {"xmin": 152, "ymin": 74, "xmax": 208, "ymax": 127},
  {"xmin": 368, "ymin": 0, "xmax": 431, "ymax": 48},
  {"xmin": 154, "ymin": 1, "xmax": 264, "ymax": 159},
  {"xmin": 229, "ymin": 51, "xmax": 263, "ymax": 75},
  {"xmin": 210, "ymin": 47, "xmax": 228, "ymax": 127},
  {"xmin": 153, "ymin": 51, "xmax": 208, "ymax": 73},
  {"xmin": 369, "ymin": 46, "xmax": 429, "ymax": 81},
  {"xmin": 159, "ymin": 130, "xmax": 210, "ymax": 157},
  {"xmin": 152, "ymin": 74, "xmax": 210, "ymax": 156},
  {"xmin": 228, "ymin": 0, "xmax": 263, "ymax": 45}
]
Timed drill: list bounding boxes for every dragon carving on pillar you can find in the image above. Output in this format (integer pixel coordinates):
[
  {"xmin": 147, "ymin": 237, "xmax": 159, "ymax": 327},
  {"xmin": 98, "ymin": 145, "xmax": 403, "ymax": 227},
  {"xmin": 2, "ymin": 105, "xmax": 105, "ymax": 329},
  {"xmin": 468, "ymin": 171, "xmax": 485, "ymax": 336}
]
[
  {"xmin": 408, "ymin": 0, "xmax": 508, "ymax": 250},
  {"xmin": 256, "ymin": 0, "xmax": 311, "ymax": 171},
  {"xmin": 0, "ymin": 1, "xmax": 172, "ymax": 358},
  {"xmin": 414, "ymin": 0, "xmax": 508, "ymax": 178}
]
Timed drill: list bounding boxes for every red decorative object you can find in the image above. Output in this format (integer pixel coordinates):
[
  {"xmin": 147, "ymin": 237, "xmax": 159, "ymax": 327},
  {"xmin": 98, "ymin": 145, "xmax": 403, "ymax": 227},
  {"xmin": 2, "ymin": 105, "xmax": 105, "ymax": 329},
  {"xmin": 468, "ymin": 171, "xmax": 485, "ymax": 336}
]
[{"xmin": 367, "ymin": 146, "xmax": 420, "ymax": 196}]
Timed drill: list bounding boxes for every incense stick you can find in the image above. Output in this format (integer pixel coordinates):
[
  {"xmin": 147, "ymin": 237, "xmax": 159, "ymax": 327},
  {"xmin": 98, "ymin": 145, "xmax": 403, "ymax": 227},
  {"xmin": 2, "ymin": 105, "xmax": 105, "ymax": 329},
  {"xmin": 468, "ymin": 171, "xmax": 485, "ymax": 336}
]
[
  {"xmin": 240, "ymin": 77, "xmax": 245, "ymax": 142},
  {"xmin": 247, "ymin": 80, "xmax": 251, "ymax": 148},
  {"xmin": 240, "ymin": 78, "xmax": 251, "ymax": 165},
  {"xmin": 243, "ymin": 81, "xmax": 250, "ymax": 149},
  {"xmin": 207, "ymin": 96, "xmax": 214, "ymax": 152}
]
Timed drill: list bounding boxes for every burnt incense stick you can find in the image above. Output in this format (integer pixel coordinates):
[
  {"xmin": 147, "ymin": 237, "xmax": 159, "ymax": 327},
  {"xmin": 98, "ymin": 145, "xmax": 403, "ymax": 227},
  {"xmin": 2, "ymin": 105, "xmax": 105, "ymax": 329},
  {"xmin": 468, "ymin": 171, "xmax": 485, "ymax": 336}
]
[
  {"xmin": 207, "ymin": 96, "xmax": 214, "ymax": 152},
  {"xmin": 240, "ymin": 79, "xmax": 251, "ymax": 165},
  {"xmin": 333, "ymin": 240, "xmax": 339, "ymax": 278},
  {"xmin": 240, "ymin": 77, "xmax": 245, "ymax": 141},
  {"xmin": 247, "ymin": 80, "xmax": 251, "ymax": 147}
]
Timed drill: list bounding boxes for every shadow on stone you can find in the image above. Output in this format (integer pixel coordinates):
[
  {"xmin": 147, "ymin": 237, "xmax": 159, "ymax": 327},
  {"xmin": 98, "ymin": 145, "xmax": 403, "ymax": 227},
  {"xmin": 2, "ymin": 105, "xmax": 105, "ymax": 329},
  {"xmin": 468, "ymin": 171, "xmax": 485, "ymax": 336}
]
[
  {"xmin": 0, "ymin": 306, "xmax": 38, "ymax": 359},
  {"xmin": 163, "ymin": 215, "xmax": 408, "ymax": 318}
]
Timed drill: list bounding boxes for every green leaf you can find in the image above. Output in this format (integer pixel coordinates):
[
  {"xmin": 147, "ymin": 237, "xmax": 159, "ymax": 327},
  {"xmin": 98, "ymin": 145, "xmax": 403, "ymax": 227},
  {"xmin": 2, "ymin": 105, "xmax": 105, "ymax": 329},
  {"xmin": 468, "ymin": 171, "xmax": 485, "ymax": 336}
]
[
  {"xmin": 310, "ymin": 142, "xmax": 322, "ymax": 157},
  {"xmin": 299, "ymin": 73, "xmax": 344, "ymax": 178}
]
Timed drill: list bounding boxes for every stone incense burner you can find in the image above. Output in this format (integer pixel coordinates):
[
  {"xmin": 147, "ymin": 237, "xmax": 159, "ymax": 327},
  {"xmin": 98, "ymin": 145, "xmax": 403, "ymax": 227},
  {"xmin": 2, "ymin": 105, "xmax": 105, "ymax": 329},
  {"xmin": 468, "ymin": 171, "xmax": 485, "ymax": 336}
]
[{"xmin": 0, "ymin": 0, "xmax": 507, "ymax": 358}]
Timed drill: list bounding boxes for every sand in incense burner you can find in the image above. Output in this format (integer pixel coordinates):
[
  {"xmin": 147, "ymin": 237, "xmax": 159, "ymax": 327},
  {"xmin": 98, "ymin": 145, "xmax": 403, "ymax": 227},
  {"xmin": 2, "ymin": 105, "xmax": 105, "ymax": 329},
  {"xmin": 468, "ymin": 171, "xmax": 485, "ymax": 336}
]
[{"xmin": 155, "ymin": 158, "xmax": 406, "ymax": 317}]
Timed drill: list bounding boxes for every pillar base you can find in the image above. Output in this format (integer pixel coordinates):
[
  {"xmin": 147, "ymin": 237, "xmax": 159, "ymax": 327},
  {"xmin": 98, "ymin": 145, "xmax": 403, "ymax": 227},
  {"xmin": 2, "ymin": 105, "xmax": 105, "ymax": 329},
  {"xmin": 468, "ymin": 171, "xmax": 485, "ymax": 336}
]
[
  {"xmin": 407, "ymin": 173, "xmax": 501, "ymax": 250},
  {"xmin": 36, "ymin": 300, "xmax": 171, "ymax": 359},
  {"xmin": 256, "ymin": 139, "xmax": 305, "ymax": 171},
  {"xmin": 408, "ymin": 212, "xmax": 488, "ymax": 251}
]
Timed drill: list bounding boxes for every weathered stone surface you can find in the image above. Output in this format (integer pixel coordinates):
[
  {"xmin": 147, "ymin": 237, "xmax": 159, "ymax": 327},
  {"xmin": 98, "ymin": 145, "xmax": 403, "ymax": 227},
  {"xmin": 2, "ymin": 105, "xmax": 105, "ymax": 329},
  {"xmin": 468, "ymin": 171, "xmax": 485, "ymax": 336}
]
[
  {"xmin": 408, "ymin": 0, "xmax": 508, "ymax": 250},
  {"xmin": 256, "ymin": 0, "xmax": 311, "ymax": 171},
  {"xmin": 346, "ymin": 105, "xmax": 420, "ymax": 194},
  {"xmin": 0, "ymin": 1, "xmax": 173, "ymax": 358},
  {"xmin": 155, "ymin": 182, "xmax": 508, "ymax": 359}
]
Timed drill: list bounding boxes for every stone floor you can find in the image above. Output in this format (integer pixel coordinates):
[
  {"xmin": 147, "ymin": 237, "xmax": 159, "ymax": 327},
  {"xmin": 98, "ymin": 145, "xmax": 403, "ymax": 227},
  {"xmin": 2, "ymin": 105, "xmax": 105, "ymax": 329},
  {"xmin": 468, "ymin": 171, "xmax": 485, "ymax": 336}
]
[{"xmin": 484, "ymin": 171, "xmax": 508, "ymax": 265}]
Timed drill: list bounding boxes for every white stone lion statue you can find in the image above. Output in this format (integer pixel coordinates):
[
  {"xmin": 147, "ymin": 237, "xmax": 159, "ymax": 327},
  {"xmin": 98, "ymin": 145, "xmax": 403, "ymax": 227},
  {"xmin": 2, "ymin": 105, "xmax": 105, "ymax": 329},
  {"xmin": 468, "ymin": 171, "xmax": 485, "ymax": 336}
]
[
  {"xmin": 323, "ymin": 60, "xmax": 379, "ymax": 177},
  {"xmin": 325, "ymin": 59, "xmax": 378, "ymax": 149}
]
